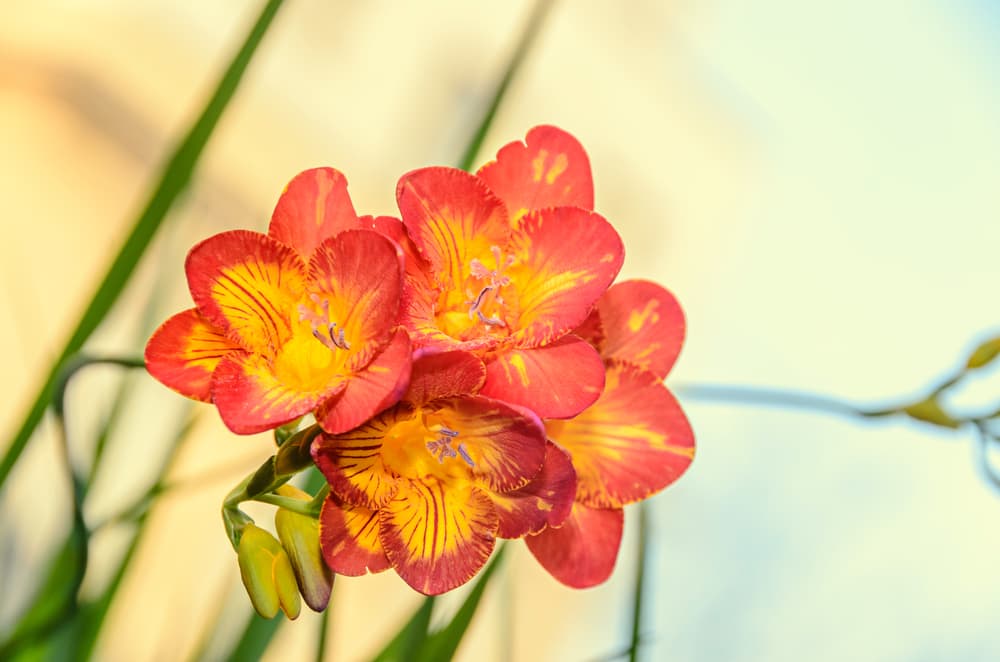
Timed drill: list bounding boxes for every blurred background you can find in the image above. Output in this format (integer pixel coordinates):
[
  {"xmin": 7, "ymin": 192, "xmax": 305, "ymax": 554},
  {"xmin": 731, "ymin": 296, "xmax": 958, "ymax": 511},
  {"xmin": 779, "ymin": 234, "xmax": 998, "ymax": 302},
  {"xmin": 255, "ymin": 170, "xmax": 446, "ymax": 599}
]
[{"xmin": 1, "ymin": 0, "xmax": 999, "ymax": 660}]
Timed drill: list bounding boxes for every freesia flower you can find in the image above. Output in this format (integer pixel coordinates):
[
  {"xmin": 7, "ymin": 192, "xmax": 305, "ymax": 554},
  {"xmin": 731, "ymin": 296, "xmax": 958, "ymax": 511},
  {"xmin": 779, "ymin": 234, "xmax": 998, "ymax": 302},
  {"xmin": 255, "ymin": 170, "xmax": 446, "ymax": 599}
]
[
  {"xmin": 145, "ymin": 168, "xmax": 411, "ymax": 434},
  {"xmin": 312, "ymin": 351, "xmax": 575, "ymax": 595},
  {"xmin": 389, "ymin": 126, "xmax": 624, "ymax": 419},
  {"xmin": 526, "ymin": 280, "xmax": 695, "ymax": 588}
]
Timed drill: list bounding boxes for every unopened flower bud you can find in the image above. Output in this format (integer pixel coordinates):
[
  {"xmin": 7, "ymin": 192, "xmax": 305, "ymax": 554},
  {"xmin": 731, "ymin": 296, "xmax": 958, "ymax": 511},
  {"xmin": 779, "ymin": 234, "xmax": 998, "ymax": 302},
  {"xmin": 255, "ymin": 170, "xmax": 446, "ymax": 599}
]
[
  {"xmin": 275, "ymin": 486, "xmax": 333, "ymax": 611},
  {"xmin": 237, "ymin": 523, "xmax": 301, "ymax": 620}
]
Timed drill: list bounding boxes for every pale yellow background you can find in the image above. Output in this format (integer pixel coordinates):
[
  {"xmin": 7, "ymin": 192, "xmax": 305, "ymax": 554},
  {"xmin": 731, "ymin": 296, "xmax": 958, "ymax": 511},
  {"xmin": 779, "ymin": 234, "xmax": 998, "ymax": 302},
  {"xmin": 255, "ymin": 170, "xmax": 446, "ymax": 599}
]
[{"xmin": 2, "ymin": 1, "xmax": 999, "ymax": 661}]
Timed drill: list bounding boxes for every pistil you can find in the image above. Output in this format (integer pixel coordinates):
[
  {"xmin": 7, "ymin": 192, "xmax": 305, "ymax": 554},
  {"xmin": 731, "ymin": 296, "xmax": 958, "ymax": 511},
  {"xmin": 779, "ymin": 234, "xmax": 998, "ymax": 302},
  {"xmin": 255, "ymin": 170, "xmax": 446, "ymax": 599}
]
[
  {"xmin": 425, "ymin": 426, "xmax": 475, "ymax": 467},
  {"xmin": 299, "ymin": 294, "xmax": 352, "ymax": 351},
  {"xmin": 466, "ymin": 246, "xmax": 514, "ymax": 328}
]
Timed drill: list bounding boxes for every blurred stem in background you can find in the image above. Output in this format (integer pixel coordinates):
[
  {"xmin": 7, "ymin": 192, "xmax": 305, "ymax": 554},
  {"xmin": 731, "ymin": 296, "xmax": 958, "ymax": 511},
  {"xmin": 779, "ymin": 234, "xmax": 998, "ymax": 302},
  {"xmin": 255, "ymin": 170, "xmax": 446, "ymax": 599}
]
[
  {"xmin": 678, "ymin": 334, "xmax": 1000, "ymax": 489},
  {"xmin": 628, "ymin": 503, "xmax": 650, "ymax": 662}
]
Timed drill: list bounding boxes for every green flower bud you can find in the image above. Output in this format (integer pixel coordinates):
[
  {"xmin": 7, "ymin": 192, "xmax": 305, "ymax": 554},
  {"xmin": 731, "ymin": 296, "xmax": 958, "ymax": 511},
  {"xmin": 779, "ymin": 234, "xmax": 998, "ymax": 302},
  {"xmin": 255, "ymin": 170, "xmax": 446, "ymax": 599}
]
[
  {"xmin": 237, "ymin": 524, "xmax": 301, "ymax": 620},
  {"xmin": 275, "ymin": 486, "xmax": 333, "ymax": 611}
]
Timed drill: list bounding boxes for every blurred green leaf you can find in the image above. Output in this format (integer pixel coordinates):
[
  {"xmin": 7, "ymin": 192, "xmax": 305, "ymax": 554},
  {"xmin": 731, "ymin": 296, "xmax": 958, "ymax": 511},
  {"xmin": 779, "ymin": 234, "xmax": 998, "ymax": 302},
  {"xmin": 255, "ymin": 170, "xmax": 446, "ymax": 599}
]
[
  {"xmin": 370, "ymin": 597, "xmax": 436, "ymax": 662},
  {"xmin": 456, "ymin": 0, "xmax": 555, "ymax": 171},
  {"xmin": 417, "ymin": 545, "xmax": 507, "ymax": 662},
  {"xmin": 0, "ymin": 0, "xmax": 288, "ymax": 491},
  {"xmin": 967, "ymin": 336, "xmax": 1000, "ymax": 370},
  {"xmin": 903, "ymin": 398, "xmax": 961, "ymax": 429},
  {"xmin": 0, "ymin": 529, "xmax": 84, "ymax": 659},
  {"xmin": 369, "ymin": 545, "xmax": 508, "ymax": 662},
  {"xmin": 225, "ymin": 614, "xmax": 285, "ymax": 662}
]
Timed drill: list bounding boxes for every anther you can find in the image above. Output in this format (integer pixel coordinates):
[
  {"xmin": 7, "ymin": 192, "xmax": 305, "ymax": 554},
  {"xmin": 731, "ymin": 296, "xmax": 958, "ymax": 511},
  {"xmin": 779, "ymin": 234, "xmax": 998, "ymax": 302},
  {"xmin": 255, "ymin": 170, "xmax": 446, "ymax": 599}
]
[{"xmin": 456, "ymin": 444, "xmax": 474, "ymax": 467}]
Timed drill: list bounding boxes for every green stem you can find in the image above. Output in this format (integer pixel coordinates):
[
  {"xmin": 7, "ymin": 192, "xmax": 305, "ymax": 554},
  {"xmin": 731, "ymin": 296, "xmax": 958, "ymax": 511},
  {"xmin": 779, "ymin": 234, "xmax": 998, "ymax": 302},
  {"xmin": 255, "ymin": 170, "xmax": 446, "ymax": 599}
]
[
  {"xmin": 676, "ymin": 383, "xmax": 894, "ymax": 419},
  {"xmin": 316, "ymin": 600, "xmax": 332, "ymax": 662},
  {"xmin": 252, "ymin": 493, "xmax": 321, "ymax": 518},
  {"xmin": 627, "ymin": 503, "xmax": 649, "ymax": 662},
  {"xmin": 455, "ymin": 0, "xmax": 557, "ymax": 172},
  {"xmin": 0, "ymin": 0, "xmax": 288, "ymax": 492}
]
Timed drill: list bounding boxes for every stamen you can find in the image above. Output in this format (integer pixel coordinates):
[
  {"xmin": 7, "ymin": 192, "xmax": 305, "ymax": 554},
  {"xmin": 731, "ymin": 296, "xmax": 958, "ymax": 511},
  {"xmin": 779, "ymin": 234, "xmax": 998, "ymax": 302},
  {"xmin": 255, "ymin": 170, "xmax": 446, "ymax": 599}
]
[
  {"xmin": 456, "ymin": 443, "xmax": 474, "ymax": 467},
  {"xmin": 466, "ymin": 245, "xmax": 516, "ymax": 328},
  {"xmin": 426, "ymin": 438, "xmax": 458, "ymax": 462},
  {"xmin": 476, "ymin": 310, "xmax": 505, "ymax": 327},
  {"xmin": 300, "ymin": 297, "xmax": 352, "ymax": 351},
  {"xmin": 468, "ymin": 285, "xmax": 493, "ymax": 319},
  {"xmin": 469, "ymin": 258, "xmax": 491, "ymax": 280},
  {"xmin": 425, "ymin": 427, "xmax": 475, "ymax": 467}
]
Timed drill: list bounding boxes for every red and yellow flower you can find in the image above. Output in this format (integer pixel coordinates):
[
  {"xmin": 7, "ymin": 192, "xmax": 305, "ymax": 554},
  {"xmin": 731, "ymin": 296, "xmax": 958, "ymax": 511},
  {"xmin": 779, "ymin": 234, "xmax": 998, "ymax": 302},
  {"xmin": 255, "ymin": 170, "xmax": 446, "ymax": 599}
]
[
  {"xmin": 526, "ymin": 279, "xmax": 695, "ymax": 588},
  {"xmin": 312, "ymin": 351, "xmax": 575, "ymax": 595},
  {"xmin": 389, "ymin": 126, "xmax": 624, "ymax": 419},
  {"xmin": 145, "ymin": 168, "xmax": 411, "ymax": 434}
]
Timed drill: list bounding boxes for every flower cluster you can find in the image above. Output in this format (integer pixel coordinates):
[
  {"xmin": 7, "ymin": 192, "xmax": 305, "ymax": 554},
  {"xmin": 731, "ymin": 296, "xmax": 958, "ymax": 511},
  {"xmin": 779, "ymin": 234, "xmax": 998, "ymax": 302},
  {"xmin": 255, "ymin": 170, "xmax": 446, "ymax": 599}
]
[{"xmin": 146, "ymin": 126, "xmax": 694, "ymax": 603}]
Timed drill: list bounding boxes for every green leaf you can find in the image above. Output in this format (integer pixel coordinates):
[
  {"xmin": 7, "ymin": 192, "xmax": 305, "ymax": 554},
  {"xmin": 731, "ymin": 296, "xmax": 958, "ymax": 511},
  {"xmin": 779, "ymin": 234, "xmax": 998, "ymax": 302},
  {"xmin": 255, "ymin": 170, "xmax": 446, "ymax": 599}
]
[
  {"xmin": 903, "ymin": 398, "xmax": 961, "ymax": 429},
  {"xmin": 370, "ymin": 597, "xmax": 436, "ymax": 662},
  {"xmin": 967, "ymin": 336, "xmax": 1000, "ymax": 370},
  {"xmin": 455, "ymin": 0, "xmax": 556, "ymax": 172},
  {"xmin": 225, "ymin": 614, "xmax": 285, "ymax": 662},
  {"xmin": 0, "ymin": 0, "xmax": 288, "ymax": 491},
  {"xmin": 416, "ymin": 545, "xmax": 508, "ymax": 662},
  {"xmin": 369, "ymin": 546, "xmax": 508, "ymax": 662},
  {"xmin": 0, "ymin": 531, "xmax": 84, "ymax": 658}
]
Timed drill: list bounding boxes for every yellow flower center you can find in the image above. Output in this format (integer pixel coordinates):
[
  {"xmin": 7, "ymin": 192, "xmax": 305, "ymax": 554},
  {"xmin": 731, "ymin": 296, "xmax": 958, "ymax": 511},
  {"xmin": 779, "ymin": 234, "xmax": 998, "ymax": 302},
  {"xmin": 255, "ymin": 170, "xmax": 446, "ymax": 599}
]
[
  {"xmin": 435, "ymin": 246, "xmax": 520, "ymax": 342},
  {"xmin": 269, "ymin": 293, "xmax": 356, "ymax": 393},
  {"xmin": 380, "ymin": 407, "xmax": 476, "ymax": 483}
]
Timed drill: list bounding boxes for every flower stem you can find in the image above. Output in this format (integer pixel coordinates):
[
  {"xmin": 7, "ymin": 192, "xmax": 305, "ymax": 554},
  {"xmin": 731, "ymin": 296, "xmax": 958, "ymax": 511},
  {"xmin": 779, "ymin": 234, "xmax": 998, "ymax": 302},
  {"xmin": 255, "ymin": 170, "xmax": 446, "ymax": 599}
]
[
  {"xmin": 676, "ymin": 383, "xmax": 885, "ymax": 419},
  {"xmin": 628, "ymin": 502, "xmax": 649, "ymax": 662},
  {"xmin": 315, "ymin": 599, "xmax": 332, "ymax": 662},
  {"xmin": 252, "ymin": 493, "xmax": 321, "ymax": 518}
]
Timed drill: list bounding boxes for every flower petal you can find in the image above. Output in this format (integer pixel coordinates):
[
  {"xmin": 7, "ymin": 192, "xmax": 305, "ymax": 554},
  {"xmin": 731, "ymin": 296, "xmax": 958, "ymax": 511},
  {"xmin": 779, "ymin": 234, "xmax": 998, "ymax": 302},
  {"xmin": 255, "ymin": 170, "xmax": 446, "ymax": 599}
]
[
  {"xmin": 186, "ymin": 230, "xmax": 306, "ymax": 353},
  {"xmin": 308, "ymin": 229, "xmax": 404, "ymax": 370},
  {"xmin": 396, "ymin": 167, "xmax": 510, "ymax": 292},
  {"xmin": 403, "ymin": 350, "xmax": 486, "ymax": 406},
  {"xmin": 318, "ymin": 495, "xmax": 391, "ymax": 576},
  {"xmin": 477, "ymin": 125, "xmax": 594, "ymax": 223},
  {"xmin": 492, "ymin": 441, "xmax": 577, "ymax": 539},
  {"xmin": 525, "ymin": 503, "xmax": 623, "ymax": 589},
  {"xmin": 427, "ymin": 395, "xmax": 547, "ymax": 493},
  {"xmin": 546, "ymin": 361, "xmax": 694, "ymax": 508},
  {"xmin": 268, "ymin": 167, "xmax": 360, "ymax": 259},
  {"xmin": 145, "ymin": 309, "xmax": 237, "ymax": 402},
  {"xmin": 508, "ymin": 206, "xmax": 624, "ymax": 347},
  {"xmin": 211, "ymin": 352, "xmax": 329, "ymax": 434},
  {"xmin": 597, "ymin": 280, "xmax": 685, "ymax": 379},
  {"xmin": 316, "ymin": 328, "xmax": 412, "ymax": 434},
  {"xmin": 480, "ymin": 336, "xmax": 605, "ymax": 419},
  {"xmin": 380, "ymin": 479, "xmax": 498, "ymax": 595},
  {"xmin": 312, "ymin": 405, "xmax": 407, "ymax": 509},
  {"xmin": 573, "ymin": 307, "xmax": 605, "ymax": 350}
]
